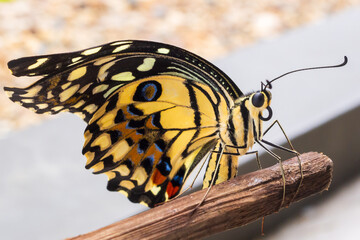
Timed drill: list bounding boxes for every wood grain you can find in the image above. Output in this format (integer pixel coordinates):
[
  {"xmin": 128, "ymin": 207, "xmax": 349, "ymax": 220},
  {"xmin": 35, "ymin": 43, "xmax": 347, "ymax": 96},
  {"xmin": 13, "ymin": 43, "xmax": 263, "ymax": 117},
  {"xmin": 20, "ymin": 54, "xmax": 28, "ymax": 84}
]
[{"xmin": 68, "ymin": 152, "xmax": 333, "ymax": 240}]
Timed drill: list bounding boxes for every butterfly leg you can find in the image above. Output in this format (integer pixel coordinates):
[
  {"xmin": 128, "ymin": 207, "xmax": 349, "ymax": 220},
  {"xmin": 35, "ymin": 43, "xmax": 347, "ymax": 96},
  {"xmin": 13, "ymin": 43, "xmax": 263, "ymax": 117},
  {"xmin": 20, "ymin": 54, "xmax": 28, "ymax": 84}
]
[
  {"xmin": 246, "ymin": 150, "xmax": 267, "ymax": 235},
  {"xmin": 262, "ymin": 120, "xmax": 303, "ymax": 205},
  {"xmin": 175, "ymin": 151, "xmax": 213, "ymax": 198},
  {"xmin": 246, "ymin": 150, "xmax": 262, "ymax": 170},
  {"xmin": 255, "ymin": 140, "xmax": 286, "ymax": 210},
  {"xmin": 191, "ymin": 143, "xmax": 225, "ymax": 215}
]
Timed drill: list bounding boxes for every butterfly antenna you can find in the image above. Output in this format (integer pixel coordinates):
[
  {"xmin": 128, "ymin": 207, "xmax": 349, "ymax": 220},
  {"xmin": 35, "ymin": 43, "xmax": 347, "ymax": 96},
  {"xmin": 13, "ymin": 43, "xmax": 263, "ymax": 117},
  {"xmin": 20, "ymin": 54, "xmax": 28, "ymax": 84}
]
[{"xmin": 262, "ymin": 56, "xmax": 348, "ymax": 90}]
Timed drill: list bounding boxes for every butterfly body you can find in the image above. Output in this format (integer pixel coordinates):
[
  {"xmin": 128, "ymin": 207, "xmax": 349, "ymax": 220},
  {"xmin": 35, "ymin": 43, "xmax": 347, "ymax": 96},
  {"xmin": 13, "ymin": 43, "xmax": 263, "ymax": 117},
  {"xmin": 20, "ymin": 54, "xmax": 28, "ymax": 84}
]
[{"xmin": 5, "ymin": 40, "xmax": 271, "ymax": 207}]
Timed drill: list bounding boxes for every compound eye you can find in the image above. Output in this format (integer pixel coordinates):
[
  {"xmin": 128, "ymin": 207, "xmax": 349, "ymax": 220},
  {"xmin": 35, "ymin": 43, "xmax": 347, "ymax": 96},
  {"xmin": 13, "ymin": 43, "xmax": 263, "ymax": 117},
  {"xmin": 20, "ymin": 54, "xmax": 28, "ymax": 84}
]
[{"xmin": 252, "ymin": 92, "xmax": 265, "ymax": 108}]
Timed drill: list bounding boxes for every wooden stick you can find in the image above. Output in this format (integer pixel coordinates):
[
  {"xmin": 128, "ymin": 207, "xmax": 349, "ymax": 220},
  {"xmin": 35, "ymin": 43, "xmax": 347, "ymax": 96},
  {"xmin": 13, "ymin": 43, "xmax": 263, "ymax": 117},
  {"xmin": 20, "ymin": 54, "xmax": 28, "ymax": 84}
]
[{"xmin": 68, "ymin": 152, "xmax": 333, "ymax": 240}]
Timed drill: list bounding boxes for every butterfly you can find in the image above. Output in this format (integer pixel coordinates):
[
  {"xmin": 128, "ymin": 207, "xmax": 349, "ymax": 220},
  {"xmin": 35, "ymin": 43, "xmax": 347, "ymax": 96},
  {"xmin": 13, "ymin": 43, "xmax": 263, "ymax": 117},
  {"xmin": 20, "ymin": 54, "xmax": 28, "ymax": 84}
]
[{"xmin": 4, "ymin": 40, "xmax": 347, "ymax": 208}]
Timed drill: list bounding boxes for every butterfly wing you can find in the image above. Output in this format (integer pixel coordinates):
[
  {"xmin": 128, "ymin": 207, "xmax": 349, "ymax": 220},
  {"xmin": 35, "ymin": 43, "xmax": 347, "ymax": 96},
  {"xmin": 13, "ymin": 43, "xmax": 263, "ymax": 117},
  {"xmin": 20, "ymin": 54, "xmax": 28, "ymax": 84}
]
[
  {"xmin": 83, "ymin": 76, "xmax": 232, "ymax": 207},
  {"xmin": 4, "ymin": 40, "xmax": 242, "ymax": 206},
  {"xmin": 5, "ymin": 40, "xmax": 242, "ymax": 122}
]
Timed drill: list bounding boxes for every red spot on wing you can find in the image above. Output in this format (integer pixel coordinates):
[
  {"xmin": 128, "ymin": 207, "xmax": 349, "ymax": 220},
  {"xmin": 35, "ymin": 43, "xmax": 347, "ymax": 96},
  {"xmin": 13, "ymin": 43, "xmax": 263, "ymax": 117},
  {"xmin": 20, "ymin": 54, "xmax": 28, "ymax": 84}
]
[
  {"xmin": 152, "ymin": 168, "xmax": 167, "ymax": 185},
  {"xmin": 166, "ymin": 181, "xmax": 180, "ymax": 199}
]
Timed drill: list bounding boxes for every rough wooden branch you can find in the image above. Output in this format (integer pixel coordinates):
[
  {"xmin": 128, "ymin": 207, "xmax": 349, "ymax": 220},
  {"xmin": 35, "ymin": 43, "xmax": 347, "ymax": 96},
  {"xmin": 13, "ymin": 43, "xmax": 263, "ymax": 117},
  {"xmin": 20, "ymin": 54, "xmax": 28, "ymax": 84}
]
[{"xmin": 68, "ymin": 152, "xmax": 333, "ymax": 240}]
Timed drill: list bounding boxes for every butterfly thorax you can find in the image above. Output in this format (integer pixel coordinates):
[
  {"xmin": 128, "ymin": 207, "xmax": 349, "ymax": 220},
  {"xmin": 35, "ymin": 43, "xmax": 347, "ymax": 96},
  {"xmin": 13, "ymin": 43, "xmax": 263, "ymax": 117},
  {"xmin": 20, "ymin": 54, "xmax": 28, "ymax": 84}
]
[{"xmin": 223, "ymin": 90, "xmax": 272, "ymax": 154}]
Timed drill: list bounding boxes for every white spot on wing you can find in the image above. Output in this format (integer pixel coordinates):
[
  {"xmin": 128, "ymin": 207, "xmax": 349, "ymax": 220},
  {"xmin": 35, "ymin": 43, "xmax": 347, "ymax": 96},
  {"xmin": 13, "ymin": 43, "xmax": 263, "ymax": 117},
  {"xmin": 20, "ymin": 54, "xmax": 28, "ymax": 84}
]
[
  {"xmin": 72, "ymin": 57, "xmax": 82, "ymax": 63},
  {"xmin": 37, "ymin": 103, "xmax": 49, "ymax": 109},
  {"xmin": 111, "ymin": 71, "xmax": 135, "ymax": 81},
  {"xmin": 157, "ymin": 48, "xmax": 170, "ymax": 54},
  {"xmin": 92, "ymin": 84, "xmax": 109, "ymax": 94},
  {"xmin": 110, "ymin": 41, "xmax": 133, "ymax": 46},
  {"xmin": 28, "ymin": 58, "xmax": 48, "ymax": 70},
  {"xmin": 21, "ymin": 85, "xmax": 42, "ymax": 97},
  {"xmin": 82, "ymin": 47, "xmax": 102, "ymax": 55},
  {"xmin": 112, "ymin": 44, "xmax": 131, "ymax": 53},
  {"xmin": 104, "ymin": 85, "xmax": 122, "ymax": 98},
  {"xmin": 137, "ymin": 58, "xmax": 156, "ymax": 72}
]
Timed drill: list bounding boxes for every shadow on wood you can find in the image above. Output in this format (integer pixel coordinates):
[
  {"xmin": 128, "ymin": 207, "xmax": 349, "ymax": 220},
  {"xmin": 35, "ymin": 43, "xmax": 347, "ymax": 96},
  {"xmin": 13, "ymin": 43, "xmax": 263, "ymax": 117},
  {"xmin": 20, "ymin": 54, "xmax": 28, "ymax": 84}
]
[{"xmin": 68, "ymin": 152, "xmax": 333, "ymax": 240}]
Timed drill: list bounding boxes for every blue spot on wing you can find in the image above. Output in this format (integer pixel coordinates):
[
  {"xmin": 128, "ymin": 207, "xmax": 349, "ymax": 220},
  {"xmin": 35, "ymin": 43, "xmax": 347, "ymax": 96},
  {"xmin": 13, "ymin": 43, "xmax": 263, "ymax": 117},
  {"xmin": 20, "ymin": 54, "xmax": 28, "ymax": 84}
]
[
  {"xmin": 171, "ymin": 167, "xmax": 186, "ymax": 186},
  {"xmin": 157, "ymin": 156, "xmax": 171, "ymax": 176},
  {"xmin": 154, "ymin": 139, "xmax": 166, "ymax": 153}
]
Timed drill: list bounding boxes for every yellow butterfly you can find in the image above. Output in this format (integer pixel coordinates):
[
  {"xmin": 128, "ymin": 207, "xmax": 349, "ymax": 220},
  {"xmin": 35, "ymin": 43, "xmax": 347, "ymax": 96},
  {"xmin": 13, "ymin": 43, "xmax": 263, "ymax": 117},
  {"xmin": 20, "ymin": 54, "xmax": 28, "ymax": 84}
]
[{"xmin": 4, "ymin": 40, "xmax": 347, "ymax": 207}]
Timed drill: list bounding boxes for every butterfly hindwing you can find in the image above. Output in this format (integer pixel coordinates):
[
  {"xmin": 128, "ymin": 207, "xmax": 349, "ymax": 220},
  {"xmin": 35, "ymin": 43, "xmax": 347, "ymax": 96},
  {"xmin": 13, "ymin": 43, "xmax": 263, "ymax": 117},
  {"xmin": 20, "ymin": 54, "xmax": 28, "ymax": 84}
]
[{"xmin": 82, "ymin": 76, "xmax": 229, "ymax": 206}]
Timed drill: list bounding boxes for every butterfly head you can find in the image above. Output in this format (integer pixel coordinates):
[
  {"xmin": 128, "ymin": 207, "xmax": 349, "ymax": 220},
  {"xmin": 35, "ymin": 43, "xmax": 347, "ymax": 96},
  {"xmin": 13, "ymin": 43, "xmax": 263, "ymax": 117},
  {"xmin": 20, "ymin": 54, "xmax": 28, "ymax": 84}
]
[
  {"xmin": 253, "ymin": 56, "xmax": 348, "ymax": 121},
  {"xmin": 249, "ymin": 90, "xmax": 273, "ymax": 122}
]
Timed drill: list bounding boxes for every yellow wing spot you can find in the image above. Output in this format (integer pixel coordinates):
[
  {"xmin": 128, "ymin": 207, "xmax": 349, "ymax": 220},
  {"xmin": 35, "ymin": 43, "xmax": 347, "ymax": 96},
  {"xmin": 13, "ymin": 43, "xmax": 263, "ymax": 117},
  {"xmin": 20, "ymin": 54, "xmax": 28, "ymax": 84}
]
[
  {"xmin": 91, "ymin": 133, "xmax": 111, "ymax": 151},
  {"xmin": 150, "ymin": 185, "xmax": 162, "ymax": 196},
  {"xmin": 4, "ymin": 90, "xmax": 13, "ymax": 98},
  {"xmin": 68, "ymin": 67, "xmax": 87, "ymax": 81},
  {"xmin": 72, "ymin": 57, "xmax": 82, "ymax": 63},
  {"xmin": 120, "ymin": 180, "xmax": 135, "ymax": 190},
  {"xmin": 112, "ymin": 44, "xmax": 131, "ymax": 53},
  {"xmin": 29, "ymin": 73, "xmax": 36, "ymax": 76},
  {"xmin": 98, "ymin": 61, "xmax": 116, "ymax": 81},
  {"xmin": 52, "ymin": 106, "xmax": 64, "ymax": 112},
  {"xmin": 59, "ymin": 84, "xmax": 80, "ymax": 102},
  {"xmin": 92, "ymin": 84, "xmax": 109, "ymax": 94},
  {"xmin": 90, "ymin": 162, "xmax": 105, "ymax": 173},
  {"xmin": 79, "ymin": 83, "xmax": 91, "ymax": 94},
  {"xmin": 84, "ymin": 104, "xmax": 98, "ymax": 114},
  {"xmin": 130, "ymin": 167, "xmax": 147, "ymax": 186},
  {"xmin": 117, "ymin": 164, "xmax": 131, "ymax": 176},
  {"xmin": 137, "ymin": 58, "xmax": 156, "ymax": 72},
  {"xmin": 111, "ymin": 71, "xmax": 135, "ymax": 81},
  {"xmin": 84, "ymin": 151, "xmax": 95, "ymax": 166},
  {"xmin": 28, "ymin": 58, "xmax": 48, "ymax": 70},
  {"xmin": 21, "ymin": 85, "xmax": 42, "ymax": 97},
  {"xmin": 119, "ymin": 190, "xmax": 129, "ymax": 198},
  {"xmin": 98, "ymin": 72, "xmax": 108, "ymax": 82},
  {"xmin": 103, "ymin": 85, "xmax": 122, "ymax": 98},
  {"xmin": 139, "ymin": 201, "xmax": 148, "ymax": 207},
  {"xmin": 21, "ymin": 99, "xmax": 33, "ymax": 103},
  {"xmin": 75, "ymin": 112, "xmax": 86, "ymax": 119},
  {"xmin": 61, "ymin": 82, "xmax": 72, "ymax": 90},
  {"xmin": 157, "ymin": 48, "xmax": 170, "ymax": 54},
  {"xmin": 94, "ymin": 57, "xmax": 116, "ymax": 66},
  {"xmin": 164, "ymin": 193, "xmax": 169, "ymax": 201},
  {"xmin": 104, "ymin": 139, "xmax": 132, "ymax": 161},
  {"xmin": 47, "ymin": 91, "xmax": 54, "ymax": 99},
  {"xmin": 97, "ymin": 112, "xmax": 116, "ymax": 129},
  {"xmin": 105, "ymin": 171, "xmax": 116, "ymax": 180},
  {"xmin": 81, "ymin": 46, "xmax": 102, "ymax": 55},
  {"xmin": 37, "ymin": 103, "xmax": 49, "ymax": 109},
  {"xmin": 84, "ymin": 130, "xmax": 93, "ymax": 146},
  {"xmin": 73, "ymin": 99, "xmax": 86, "ymax": 108}
]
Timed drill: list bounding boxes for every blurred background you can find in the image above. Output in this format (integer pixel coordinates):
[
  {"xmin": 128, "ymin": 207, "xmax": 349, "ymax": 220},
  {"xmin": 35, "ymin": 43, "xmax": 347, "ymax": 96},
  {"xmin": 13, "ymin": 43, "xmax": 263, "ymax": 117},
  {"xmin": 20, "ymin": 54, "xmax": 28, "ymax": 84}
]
[{"xmin": 0, "ymin": 0, "xmax": 359, "ymax": 239}]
